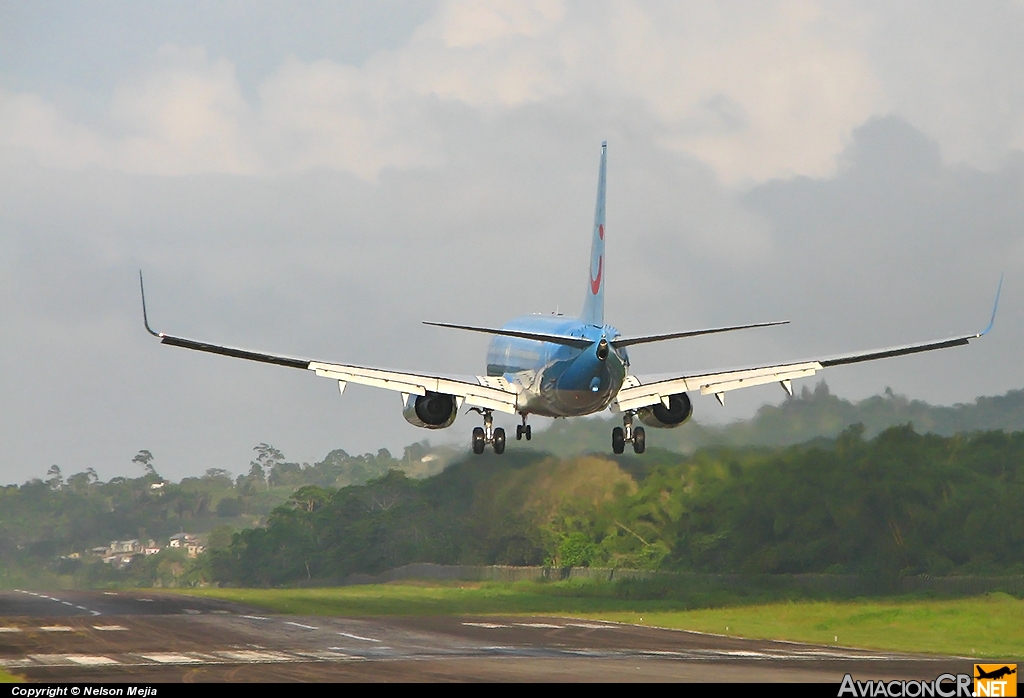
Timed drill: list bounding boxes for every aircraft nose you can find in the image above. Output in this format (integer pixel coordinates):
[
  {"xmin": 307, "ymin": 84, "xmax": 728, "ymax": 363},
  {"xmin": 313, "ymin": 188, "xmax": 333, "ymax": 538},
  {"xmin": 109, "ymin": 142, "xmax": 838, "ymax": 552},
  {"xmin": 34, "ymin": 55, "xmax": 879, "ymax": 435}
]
[{"xmin": 596, "ymin": 338, "xmax": 609, "ymax": 361}]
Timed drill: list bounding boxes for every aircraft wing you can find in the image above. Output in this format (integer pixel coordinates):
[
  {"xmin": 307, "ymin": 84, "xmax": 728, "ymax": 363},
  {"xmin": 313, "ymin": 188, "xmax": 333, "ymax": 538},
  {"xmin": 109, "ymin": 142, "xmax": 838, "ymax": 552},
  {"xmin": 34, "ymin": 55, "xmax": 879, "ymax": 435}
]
[
  {"xmin": 612, "ymin": 333, "xmax": 981, "ymax": 412},
  {"xmin": 154, "ymin": 332, "xmax": 519, "ymax": 413},
  {"xmin": 141, "ymin": 279, "xmax": 519, "ymax": 414},
  {"xmin": 611, "ymin": 277, "xmax": 1002, "ymax": 413}
]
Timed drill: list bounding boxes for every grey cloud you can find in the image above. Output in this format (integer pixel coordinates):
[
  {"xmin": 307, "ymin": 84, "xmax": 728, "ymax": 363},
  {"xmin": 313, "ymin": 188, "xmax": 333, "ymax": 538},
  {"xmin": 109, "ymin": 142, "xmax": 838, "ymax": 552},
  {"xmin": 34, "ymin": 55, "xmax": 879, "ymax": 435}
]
[{"xmin": 2, "ymin": 103, "xmax": 1021, "ymax": 485}]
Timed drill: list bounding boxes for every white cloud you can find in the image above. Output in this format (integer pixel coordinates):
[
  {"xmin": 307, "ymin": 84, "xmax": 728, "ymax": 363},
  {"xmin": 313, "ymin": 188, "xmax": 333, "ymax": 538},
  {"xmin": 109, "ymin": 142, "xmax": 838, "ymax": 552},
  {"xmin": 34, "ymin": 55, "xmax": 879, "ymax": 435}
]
[
  {"xmin": 0, "ymin": 0, "xmax": 885, "ymax": 184},
  {"xmin": 109, "ymin": 46, "xmax": 262, "ymax": 176}
]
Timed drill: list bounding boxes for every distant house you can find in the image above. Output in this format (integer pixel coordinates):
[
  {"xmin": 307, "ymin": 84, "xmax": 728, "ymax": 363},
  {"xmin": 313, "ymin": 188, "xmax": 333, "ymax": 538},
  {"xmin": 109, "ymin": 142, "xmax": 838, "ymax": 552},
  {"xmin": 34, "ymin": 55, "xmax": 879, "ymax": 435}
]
[
  {"xmin": 186, "ymin": 543, "xmax": 205, "ymax": 558},
  {"xmin": 108, "ymin": 539, "xmax": 141, "ymax": 554},
  {"xmin": 168, "ymin": 532, "xmax": 196, "ymax": 548},
  {"xmin": 143, "ymin": 546, "xmax": 161, "ymax": 556}
]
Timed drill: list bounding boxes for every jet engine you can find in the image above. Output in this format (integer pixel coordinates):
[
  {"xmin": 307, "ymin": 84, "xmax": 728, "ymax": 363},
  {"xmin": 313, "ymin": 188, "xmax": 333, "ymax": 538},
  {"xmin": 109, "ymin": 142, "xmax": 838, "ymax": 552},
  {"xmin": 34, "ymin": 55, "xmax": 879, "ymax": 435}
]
[
  {"xmin": 402, "ymin": 392, "xmax": 458, "ymax": 429},
  {"xmin": 637, "ymin": 392, "xmax": 693, "ymax": 428}
]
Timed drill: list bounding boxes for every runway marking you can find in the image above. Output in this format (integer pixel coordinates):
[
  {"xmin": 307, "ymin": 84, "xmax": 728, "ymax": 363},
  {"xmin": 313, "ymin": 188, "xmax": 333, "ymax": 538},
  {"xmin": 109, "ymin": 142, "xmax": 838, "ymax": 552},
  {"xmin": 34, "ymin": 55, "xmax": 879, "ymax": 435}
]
[
  {"xmin": 140, "ymin": 653, "xmax": 204, "ymax": 664},
  {"xmin": 0, "ymin": 627, "xmax": 22, "ymax": 632},
  {"xmin": 67, "ymin": 655, "xmax": 120, "ymax": 666},
  {"xmin": 240, "ymin": 615, "xmax": 268, "ymax": 620},
  {"xmin": 183, "ymin": 609, "xmax": 202, "ymax": 615},
  {"xmin": 217, "ymin": 650, "xmax": 296, "ymax": 662},
  {"xmin": 102, "ymin": 592, "xmax": 117, "ymax": 596},
  {"xmin": 337, "ymin": 632, "xmax": 381, "ymax": 642},
  {"xmin": 93, "ymin": 625, "xmax": 127, "ymax": 631},
  {"xmin": 567, "ymin": 623, "xmax": 615, "ymax": 629},
  {"xmin": 12, "ymin": 588, "xmax": 101, "ymax": 616},
  {"xmin": 517, "ymin": 623, "xmax": 563, "ymax": 629},
  {"xmin": 138, "ymin": 598, "xmax": 154, "ymax": 602},
  {"xmin": 39, "ymin": 626, "xmax": 74, "ymax": 632},
  {"xmin": 462, "ymin": 622, "xmax": 510, "ymax": 628},
  {"xmin": 302, "ymin": 650, "xmax": 357, "ymax": 660},
  {"xmin": 285, "ymin": 621, "xmax": 319, "ymax": 630}
]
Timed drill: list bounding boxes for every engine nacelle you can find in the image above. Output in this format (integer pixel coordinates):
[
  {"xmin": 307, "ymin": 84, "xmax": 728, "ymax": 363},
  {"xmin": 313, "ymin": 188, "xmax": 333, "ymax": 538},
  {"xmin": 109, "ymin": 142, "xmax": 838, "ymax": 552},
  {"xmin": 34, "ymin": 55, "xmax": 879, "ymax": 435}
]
[
  {"xmin": 402, "ymin": 391, "xmax": 458, "ymax": 429},
  {"xmin": 637, "ymin": 392, "xmax": 693, "ymax": 428}
]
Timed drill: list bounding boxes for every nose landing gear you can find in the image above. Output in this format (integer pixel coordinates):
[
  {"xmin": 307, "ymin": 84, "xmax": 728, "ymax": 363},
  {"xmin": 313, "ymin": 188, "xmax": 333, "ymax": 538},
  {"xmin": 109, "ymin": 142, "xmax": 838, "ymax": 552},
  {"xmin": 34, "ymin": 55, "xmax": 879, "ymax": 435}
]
[
  {"xmin": 612, "ymin": 411, "xmax": 645, "ymax": 455},
  {"xmin": 469, "ymin": 408, "xmax": 506, "ymax": 455}
]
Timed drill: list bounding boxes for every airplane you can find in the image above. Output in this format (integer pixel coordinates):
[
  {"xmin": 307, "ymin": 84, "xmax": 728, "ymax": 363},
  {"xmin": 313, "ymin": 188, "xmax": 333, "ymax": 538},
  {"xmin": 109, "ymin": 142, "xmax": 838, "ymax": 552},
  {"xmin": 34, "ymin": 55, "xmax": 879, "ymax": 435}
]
[
  {"xmin": 976, "ymin": 666, "xmax": 1016, "ymax": 681},
  {"xmin": 140, "ymin": 142, "xmax": 1001, "ymax": 456}
]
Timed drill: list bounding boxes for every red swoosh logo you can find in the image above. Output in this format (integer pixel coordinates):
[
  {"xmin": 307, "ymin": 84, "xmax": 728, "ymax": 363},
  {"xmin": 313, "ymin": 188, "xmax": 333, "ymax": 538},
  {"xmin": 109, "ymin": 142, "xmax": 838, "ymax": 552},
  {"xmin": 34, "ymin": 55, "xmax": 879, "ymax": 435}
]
[
  {"xmin": 599, "ymin": 224, "xmax": 604, "ymax": 240},
  {"xmin": 590, "ymin": 256, "xmax": 603, "ymax": 295}
]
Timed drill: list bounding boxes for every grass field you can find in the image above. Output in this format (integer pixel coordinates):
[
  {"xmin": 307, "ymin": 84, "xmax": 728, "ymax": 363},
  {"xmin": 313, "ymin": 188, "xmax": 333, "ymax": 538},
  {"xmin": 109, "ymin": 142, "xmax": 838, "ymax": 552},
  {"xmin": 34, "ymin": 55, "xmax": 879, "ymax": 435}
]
[
  {"xmin": 178, "ymin": 582, "xmax": 1024, "ymax": 659},
  {"xmin": 0, "ymin": 668, "xmax": 22, "ymax": 683}
]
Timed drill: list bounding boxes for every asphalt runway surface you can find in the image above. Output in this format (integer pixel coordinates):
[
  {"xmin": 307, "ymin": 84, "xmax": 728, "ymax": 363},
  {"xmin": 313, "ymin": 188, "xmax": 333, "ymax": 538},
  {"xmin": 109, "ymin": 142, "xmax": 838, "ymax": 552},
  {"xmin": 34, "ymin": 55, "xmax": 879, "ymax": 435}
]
[{"xmin": 0, "ymin": 590, "xmax": 978, "ymax": 682}]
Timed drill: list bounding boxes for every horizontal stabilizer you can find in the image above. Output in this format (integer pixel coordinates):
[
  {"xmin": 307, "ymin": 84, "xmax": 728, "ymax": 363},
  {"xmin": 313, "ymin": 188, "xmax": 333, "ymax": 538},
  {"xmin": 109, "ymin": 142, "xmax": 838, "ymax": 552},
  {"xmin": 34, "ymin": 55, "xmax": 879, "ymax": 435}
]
[
  {"xmin": 614, "ymin": 320, "xmax": 788, "ymax": 347},
  {"xmin": 423, "ymin": 321, "xmax": 593, "ymax": 348}
]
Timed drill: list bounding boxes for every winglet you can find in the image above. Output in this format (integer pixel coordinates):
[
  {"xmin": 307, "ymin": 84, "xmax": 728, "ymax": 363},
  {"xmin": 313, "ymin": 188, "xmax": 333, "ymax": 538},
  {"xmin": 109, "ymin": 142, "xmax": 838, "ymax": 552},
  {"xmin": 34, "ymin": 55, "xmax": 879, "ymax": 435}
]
[
  {"xmin": 979, "ymin": 274, "xmax": 1003, "ymax": 337},
  {"xmin": 139, "ymin": 271, "xmax": 162, "ymax": 338}
]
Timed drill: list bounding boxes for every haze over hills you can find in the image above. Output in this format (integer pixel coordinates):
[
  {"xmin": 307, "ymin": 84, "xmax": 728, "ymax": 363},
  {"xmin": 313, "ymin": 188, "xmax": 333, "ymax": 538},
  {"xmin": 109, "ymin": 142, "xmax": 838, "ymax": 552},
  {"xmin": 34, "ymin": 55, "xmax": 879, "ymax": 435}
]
[
  {"xmin": 5, "ymin": 382, "xmax": 1024, "ymax": 589},
  {"xmin": 531, "ymin": 382, "xmax": 1024, "ymax": 456}
]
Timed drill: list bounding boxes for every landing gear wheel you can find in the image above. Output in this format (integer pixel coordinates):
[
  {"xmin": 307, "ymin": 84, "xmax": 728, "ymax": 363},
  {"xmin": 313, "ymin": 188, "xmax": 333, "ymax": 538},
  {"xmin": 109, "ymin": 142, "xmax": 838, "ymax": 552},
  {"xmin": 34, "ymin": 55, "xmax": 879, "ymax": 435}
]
[
  {"xmin": 632, "ymin": 426, "xmax": 646, "ymax": 454},
  {"xmin": 472, "ymin": 427, "xmax": 486, "ymax": 455},
  {"xmin": 516, "ymin": 425, "xmax": 524, "ymax": 441},
  {"xmin": 524, "ymin": 425, "xmax": 532, "ymax": 441},
  {"xmin": 492, "ymin": 427, "xmax": 506, "ymax": 455},
  {"xmin": 612, "ymin": 427, "xmax": 625, "ymax": 455}
]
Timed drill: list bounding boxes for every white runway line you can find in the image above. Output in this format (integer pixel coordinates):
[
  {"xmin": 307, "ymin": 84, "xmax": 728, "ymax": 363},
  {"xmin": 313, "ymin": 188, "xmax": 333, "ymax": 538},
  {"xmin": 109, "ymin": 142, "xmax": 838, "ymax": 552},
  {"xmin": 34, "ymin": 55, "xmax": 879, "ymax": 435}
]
[
  {"xmin": 517, "ymin": 623, "xmax": 563, "ymax": 629},
  {"xmin": 0, "ymin": 627, "xmax": 22, "ymax": 633},
  {"xmin": 337, "ymin": 632, "xmax": 381, "ymax": 642},
  {"xmin": 67, "ymin": 655, "xmax": 120, "ymax": 666},
  {"xmin": 61, "ymin": 601, "xmax": 74, "ymax": 606},
  {"xmin": 39, "ymin": 626, "xmax": 74, "ymax": 632},
  {"xmin": 462, "ymin": 622, "xmax": 510, "ymax": 628},
  {"xmin": 284, "ymin": 621, "xmax": 319, "ymax": 630},
  {"xmin": 217, "ymin": 650, "xmax": 295, "ymax": 662},
  {"xmin": 93, "ymin": 625, "xmax": 127, "ymax": 631},
  {"xmin": 75, "ymin": 606, "xmax": 88, "ymax": 610},
  {"xmin": 240, "ymin": 615, "xmax": 268, "ymax": 620},
  {"xmin": 140, "ymin": 653, "xmax": 204, "ymax": 664},
  {"xmin": 567, "ymin": 623, "xmax": 615, "ymax": 629}
]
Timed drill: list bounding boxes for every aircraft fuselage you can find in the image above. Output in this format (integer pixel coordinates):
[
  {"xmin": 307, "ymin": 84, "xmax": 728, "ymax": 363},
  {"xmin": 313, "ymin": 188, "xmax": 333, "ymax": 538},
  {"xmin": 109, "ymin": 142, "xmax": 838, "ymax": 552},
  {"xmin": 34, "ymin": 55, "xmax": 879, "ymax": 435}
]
[{"xmin": 485, "ymin": 315, "xmax": 629, "ymax": 417}]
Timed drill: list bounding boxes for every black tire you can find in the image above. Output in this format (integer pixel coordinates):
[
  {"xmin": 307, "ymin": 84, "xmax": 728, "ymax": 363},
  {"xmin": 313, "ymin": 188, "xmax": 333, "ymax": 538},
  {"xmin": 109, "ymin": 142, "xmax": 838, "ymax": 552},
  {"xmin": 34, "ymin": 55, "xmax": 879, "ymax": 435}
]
[
  {"xmin": 612, "ymin": 426, "xmax": 625, "ymax": 454},
  {"xmin": 493, "ymin": 427, "xmax": 506, "ymax": 455},
  {"xmin": 516, "ymin": 425, "xmax": 523, "ymax": 441},
  {"xmin": 525, "ymin": 425, "xmax": 532, "ymax": 441},
  {"xmin": 472, "ymin": 427, "xmax": 486, "ymax": 455},
  {"xmin": 633, "ymin": 426, "xmax": 646, "ymax": 454}
]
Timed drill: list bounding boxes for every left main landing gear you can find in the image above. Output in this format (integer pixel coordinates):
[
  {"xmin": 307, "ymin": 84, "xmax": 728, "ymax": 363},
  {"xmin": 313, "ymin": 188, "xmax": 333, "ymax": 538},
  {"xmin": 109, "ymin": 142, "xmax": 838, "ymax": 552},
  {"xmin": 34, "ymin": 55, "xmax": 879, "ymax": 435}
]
[
  {"xmin": 469, "ymin": 408, "xmax": 506, "ymax": 455},
  {"xmin": 612, "ymin": 411, "xmax": 645, "ymax": 455}
]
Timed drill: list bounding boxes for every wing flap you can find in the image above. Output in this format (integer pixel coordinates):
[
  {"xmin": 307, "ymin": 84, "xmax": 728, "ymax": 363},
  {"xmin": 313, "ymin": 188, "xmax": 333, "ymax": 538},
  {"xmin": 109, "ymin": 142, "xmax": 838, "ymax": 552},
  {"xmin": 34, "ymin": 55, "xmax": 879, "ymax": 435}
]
[
  {"xmin": 308, "ymin": 361, "xmax": 519, "ymax": 413},
  {"xmin": 613, "ymin": 362, "xmax": 821, "ymax": 412}
]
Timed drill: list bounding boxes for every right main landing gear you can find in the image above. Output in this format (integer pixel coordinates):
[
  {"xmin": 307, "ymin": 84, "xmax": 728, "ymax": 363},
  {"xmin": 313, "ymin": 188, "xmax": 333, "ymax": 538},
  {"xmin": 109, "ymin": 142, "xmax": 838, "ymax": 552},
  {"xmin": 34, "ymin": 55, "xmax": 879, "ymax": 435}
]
[
  {"xmin": 612, "ymin": 411, "xmax": 645, "ymax": 455},
  {"xmin": 470, "ymin": 408, "xmax": 505, "ymax": 455},
  {"xmin": 516, "ymin": 414, "xmax": 532, "ymax": 441}
]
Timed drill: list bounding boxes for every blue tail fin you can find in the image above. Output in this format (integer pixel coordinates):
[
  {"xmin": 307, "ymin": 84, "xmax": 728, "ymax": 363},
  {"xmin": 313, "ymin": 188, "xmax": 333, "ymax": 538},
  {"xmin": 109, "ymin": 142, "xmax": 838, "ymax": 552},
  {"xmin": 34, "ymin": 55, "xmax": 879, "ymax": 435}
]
[{"xmin": 581, "ymin": 142, "xmax": 607, "ymax": 326}]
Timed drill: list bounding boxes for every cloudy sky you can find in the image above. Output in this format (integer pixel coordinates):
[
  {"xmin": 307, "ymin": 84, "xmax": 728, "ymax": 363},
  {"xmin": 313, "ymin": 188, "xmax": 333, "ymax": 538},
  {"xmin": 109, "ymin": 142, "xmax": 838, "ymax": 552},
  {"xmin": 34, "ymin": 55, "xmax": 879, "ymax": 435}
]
[{"xmin": 3, "ymin": 1, "xmax": 1024, "ymax": 483}]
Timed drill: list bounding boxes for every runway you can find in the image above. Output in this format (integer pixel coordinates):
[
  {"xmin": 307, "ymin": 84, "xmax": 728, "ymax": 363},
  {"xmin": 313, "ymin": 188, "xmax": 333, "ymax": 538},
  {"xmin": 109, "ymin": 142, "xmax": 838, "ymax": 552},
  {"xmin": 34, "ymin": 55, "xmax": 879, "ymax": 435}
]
[{"xmin": 0, "ymin": 590, "xmax": 975, "ymax": 682}]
